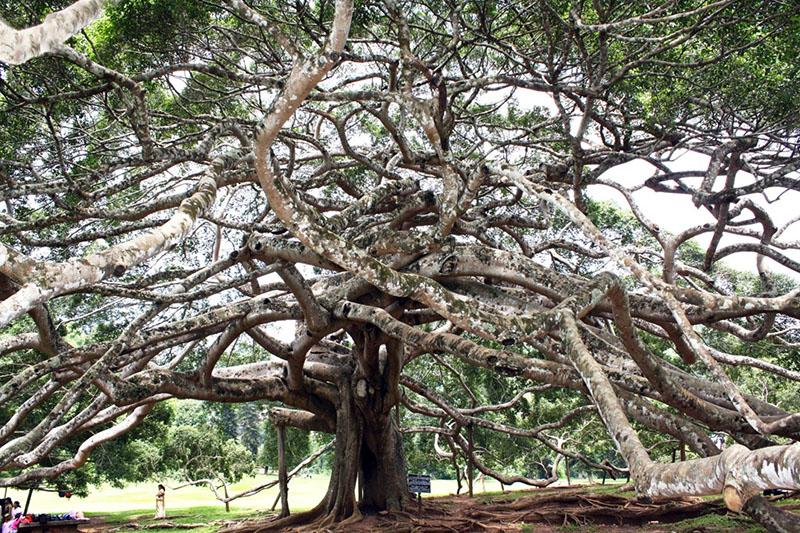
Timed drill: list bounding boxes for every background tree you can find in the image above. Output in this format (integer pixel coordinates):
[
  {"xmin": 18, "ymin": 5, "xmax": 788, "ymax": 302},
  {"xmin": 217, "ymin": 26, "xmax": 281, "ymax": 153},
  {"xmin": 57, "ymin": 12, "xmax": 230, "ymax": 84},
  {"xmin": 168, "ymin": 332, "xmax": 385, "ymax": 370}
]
[
  {"xmin": 2, "ymin": 0, "xmax": 800, "ymax": 530},
  {"xmin": 162, "ymin": 423, "xmax": 255, "ymax": 511}
]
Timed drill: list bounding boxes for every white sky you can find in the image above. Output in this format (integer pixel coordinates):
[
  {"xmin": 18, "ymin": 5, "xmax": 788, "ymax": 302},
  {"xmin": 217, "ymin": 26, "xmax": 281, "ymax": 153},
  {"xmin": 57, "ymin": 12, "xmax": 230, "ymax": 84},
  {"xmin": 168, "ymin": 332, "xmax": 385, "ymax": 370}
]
[
  {"xmin": 507, "ymin": 87, "xmax": 800, "ymax": 279},
  {"xmin": 589, "ymin": 152, "xmax": 800, "ymax": 279}
]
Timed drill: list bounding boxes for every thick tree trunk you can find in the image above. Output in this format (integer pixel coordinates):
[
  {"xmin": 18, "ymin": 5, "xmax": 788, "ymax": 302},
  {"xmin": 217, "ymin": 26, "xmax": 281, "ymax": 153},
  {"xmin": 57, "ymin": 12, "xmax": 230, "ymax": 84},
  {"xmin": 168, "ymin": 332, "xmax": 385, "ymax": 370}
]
[
  {"xmin": 307, "ymin": 375, "xmax": 409, "ymax": 525},
  {"xmin": 236, "ymin": 330, "xmax": 408, "ymax": 531},
  {"xmin": 350, "ymin": 330, "xmax": 408, "ymax": 514},
  {"xmin": 317, "ymin": 386, "xmax": 361, "ymax": 523},
  {"xmin": 358, "ymin": 409, "xmax": 407, "ymax": 512}
]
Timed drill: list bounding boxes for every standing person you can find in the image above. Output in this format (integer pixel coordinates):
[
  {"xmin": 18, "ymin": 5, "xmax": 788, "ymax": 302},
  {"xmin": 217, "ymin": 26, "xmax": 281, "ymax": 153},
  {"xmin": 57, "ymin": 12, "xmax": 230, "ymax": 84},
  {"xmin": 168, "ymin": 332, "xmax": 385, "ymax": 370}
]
[
  {"xmin": 10, "ymin": 503, "xmax": 20, "ymax": 520},
  {"xmin": 155, "ymin": 484, "xmax": 166, "ymax": 519}
]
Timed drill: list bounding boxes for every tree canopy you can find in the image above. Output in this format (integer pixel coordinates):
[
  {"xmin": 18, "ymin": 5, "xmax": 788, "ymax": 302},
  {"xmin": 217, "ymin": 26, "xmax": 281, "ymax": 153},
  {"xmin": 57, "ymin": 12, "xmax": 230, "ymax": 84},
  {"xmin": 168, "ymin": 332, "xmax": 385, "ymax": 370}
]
[{"xmin": 1, "ymin": 0, "xmax": 800, "ymax": 529}]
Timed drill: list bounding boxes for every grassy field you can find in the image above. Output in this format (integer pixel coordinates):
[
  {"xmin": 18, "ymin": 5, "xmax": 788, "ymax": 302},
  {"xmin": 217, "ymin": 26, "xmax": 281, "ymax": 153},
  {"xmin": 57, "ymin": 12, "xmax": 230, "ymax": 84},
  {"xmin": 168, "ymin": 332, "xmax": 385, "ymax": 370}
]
[
  {"xmin": 1, "ymin": 473, "xmax": 546, "ymax": 516},
  {"xmin": 1, "ymin": 474, "xmax": 582, "ymax": 533}
]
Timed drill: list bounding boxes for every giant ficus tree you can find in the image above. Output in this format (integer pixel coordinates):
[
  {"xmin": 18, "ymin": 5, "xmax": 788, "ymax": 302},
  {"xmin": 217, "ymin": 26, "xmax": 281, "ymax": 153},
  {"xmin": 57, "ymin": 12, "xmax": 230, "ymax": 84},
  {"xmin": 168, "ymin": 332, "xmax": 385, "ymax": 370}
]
[{"xmin": 1, "ymin": 0, "xmax": 800, "ymax": 529}]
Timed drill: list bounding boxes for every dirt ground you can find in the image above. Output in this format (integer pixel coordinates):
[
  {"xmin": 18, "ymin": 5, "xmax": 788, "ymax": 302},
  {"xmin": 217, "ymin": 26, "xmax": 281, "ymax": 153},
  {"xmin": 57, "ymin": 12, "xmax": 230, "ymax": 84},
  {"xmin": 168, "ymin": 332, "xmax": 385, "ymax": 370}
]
[
  {"xmin": 315, "ymin": 487, "xmax": 731, "ymax": 532},
  {"xmin": 218, "ymin": 486, "xmax": 752, "ymax": 532},
  {"xmin": 85, "ymin": 485, "xmax": 799, "ymax": 532}
]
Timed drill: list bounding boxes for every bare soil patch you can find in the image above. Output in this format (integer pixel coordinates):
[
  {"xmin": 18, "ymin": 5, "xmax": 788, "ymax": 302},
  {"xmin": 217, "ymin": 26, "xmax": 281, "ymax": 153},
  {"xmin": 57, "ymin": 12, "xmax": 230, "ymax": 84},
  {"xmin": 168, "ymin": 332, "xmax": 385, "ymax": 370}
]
[
  {"xmin": 223, "ymin": 485, "xmax": 761, "ymax": 532},
  {"xmin": 332, "ymin": 486, "xmax": 727, "ymax": 532}
]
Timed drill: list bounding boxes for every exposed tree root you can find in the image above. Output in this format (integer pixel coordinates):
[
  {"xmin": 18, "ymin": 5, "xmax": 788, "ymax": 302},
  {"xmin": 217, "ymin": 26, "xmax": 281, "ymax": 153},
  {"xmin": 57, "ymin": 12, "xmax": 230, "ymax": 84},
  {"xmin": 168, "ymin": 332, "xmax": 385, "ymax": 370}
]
[
  {"xmin": 744, "ymin": 495, "xmax": 800, "ymax": 533},
  {"xmin": 457, "ymin": 490, "xmax": 725, "ymax": 527},
  {"xmin": 219, "ymin": 505, "xmax": 324, "ymax": 533},
  {"xmin": 111, "ymin": 522, "xmax": 207, "ymax": 530},
  {"xmin": 216, "ymin": 485, "xmax": 799, "ymax": 532}
]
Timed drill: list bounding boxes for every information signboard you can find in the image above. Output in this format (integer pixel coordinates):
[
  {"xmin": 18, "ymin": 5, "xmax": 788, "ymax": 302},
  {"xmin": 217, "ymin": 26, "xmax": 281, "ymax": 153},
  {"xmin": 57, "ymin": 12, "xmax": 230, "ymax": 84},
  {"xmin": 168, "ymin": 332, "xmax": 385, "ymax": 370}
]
[{"xmin": 407, "ymin": 473, "xmax": 431, "ymax": 493}]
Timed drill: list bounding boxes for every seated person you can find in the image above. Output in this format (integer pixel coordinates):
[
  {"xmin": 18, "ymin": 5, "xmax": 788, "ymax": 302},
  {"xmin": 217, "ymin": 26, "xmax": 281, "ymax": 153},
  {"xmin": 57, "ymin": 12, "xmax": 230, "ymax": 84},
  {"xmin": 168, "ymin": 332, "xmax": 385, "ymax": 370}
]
[
  {"xmin": 10, "ymin": 504, "xmax": 21, "ymax": 520},
  {"xmin": 1, "ymin": 514, "xmax": 22, "ymax": 533}
]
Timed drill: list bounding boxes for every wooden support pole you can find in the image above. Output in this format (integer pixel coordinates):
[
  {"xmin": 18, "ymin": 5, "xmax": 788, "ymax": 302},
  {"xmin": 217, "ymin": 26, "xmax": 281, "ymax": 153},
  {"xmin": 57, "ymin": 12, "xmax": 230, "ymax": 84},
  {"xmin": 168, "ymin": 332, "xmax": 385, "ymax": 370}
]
[
  {"xmin": 446, "ymin": 436, "xmax": 462, "ymax": 495},
  {"xmin": 270, "ymin": 491, "xmax": 280, "ymax": 512},
  {"xmin": 277, "ymin": 423, "xmax": 289, "ymax": 518},
  {"xmin": 467, "ymin": 424, "xmax": 474, "ymax": 497},
  {"xmin": 358, "ymin": 467, "xmax": 364, "ymax": 503},
  {"xmin": 565, "ymin": 455, "xmax": 571, "ymax": 486},
  {"xmin": 23, "ymin": 487, "xmax": 33, "ymax": 515}
]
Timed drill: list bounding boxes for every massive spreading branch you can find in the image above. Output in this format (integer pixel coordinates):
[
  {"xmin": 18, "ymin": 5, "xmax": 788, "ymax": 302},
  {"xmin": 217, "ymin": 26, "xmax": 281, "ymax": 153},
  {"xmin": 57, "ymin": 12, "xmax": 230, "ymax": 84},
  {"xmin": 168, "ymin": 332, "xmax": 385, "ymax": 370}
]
[{"xmin": 1, "ymin": 0, "xmax": 799, "ymax": 529}]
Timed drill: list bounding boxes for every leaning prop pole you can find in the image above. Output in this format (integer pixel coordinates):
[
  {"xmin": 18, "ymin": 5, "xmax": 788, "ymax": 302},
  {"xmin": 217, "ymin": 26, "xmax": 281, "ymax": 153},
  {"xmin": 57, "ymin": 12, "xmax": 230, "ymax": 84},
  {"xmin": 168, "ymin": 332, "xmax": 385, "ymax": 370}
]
[{"xmin": 276, "ymin": 423, "xmax": 289, "ymax": 518}]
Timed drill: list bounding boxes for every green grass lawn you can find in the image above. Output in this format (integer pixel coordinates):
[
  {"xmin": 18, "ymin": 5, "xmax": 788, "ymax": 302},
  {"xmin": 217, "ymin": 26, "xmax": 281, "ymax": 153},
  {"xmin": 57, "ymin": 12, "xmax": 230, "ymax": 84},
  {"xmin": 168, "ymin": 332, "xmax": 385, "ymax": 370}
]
[
  {"xmin": 96, "ymin": 506, "xmax": 257, "ymax": 533},
  {"xmin": 2, "ymin": 475, "xmax": 335, "ymax": 532},
  {"xmin": 3, "ymin": 474, "xmax": 328, "ymax": 516},
  {"xmin": 1, "ymin": 473, "xmax": 553, "ymax": 518}
]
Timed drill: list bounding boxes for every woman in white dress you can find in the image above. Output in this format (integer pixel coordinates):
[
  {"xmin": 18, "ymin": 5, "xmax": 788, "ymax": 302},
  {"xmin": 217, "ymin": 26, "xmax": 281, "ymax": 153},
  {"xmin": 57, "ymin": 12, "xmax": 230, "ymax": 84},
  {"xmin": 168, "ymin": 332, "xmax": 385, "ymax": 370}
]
[{"xmin": 155, "ymin": 484, "xmax": 166, "ymax": 519}]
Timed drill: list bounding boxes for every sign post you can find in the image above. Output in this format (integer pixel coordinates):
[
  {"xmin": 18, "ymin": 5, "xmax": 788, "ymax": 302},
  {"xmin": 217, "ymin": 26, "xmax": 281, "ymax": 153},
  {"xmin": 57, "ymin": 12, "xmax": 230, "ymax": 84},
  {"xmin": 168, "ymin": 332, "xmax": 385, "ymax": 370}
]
[{"xmin": 407, "ymin": 473, "xmax": 431, "ymax": 508}]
